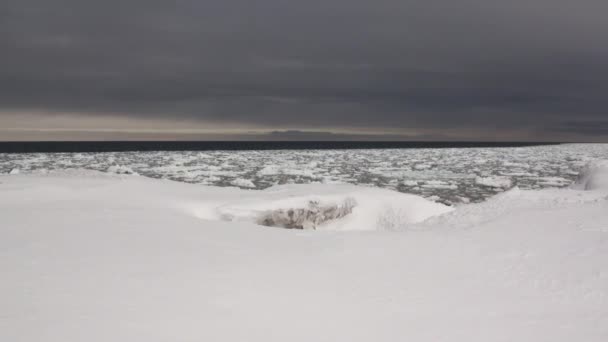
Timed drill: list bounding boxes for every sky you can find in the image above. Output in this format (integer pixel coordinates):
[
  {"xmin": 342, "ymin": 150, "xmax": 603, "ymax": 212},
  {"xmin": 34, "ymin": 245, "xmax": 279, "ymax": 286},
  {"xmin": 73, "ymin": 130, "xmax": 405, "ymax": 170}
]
[{"xmin": 1, "ymin": 0, "xmax": 607, "ymax": 141}]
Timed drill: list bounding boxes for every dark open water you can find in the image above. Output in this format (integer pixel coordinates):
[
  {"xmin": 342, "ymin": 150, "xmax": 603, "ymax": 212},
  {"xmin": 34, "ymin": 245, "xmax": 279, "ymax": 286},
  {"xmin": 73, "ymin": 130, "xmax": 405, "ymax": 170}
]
[{"xmin": 0, "ymin": 141, "xmax": 559, "ymax": 153}]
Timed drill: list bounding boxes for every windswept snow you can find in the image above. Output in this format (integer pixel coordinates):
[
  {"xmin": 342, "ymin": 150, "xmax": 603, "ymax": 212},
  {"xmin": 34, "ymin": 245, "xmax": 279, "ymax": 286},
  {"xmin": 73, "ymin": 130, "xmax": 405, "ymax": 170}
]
[
  {"xmin": 1, "ymin": 163, "xmax": 608, "ymax": 341},
  {"xmin": 572, "ymin": 160, "xmax": 608, "ymax": 191}
]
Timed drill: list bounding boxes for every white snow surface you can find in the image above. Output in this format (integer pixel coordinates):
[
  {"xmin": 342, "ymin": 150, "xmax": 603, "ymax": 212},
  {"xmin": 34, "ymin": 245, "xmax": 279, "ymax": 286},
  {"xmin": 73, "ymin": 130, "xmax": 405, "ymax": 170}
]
[
  {"xmin": 1, "ymin": 167, "xmax": 608, "ymax": 341},
  {"xmin": 572, "ymin": 160, "xmax": 608, "ymax": 191}
]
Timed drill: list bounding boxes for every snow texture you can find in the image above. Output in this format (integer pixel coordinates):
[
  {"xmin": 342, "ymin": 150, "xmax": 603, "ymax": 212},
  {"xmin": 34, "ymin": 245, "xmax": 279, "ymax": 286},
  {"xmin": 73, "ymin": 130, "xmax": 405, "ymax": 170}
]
[
  {"xmin": 572, "ymin": 160, "xmax": 608, "ymax": 191},
  {"xmin": 1, "ymin": 163, "xmax": 608, "ymax": 341}
]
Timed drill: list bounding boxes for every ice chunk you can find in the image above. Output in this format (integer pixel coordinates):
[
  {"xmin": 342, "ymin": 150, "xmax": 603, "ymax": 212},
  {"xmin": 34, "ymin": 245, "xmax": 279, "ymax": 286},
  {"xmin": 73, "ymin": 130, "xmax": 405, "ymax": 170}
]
[
  {"xmin": 257, "ymin": 198, "xmax": 356, "ymax": 229},
  {"xmin": 475, "ymin": 176, "xmax": 512, "ymax": 188},
  {"xmin": 230, "ymin": 178, "xmax": 256, "ymax": 188}
]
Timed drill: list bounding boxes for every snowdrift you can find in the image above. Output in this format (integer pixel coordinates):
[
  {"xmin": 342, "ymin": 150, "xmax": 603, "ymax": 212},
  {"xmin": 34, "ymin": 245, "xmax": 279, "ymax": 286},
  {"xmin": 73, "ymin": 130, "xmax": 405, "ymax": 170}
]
[
  {"xmin": 194, "ymin": 183, "xmax": 453, "ymax": 231},
  {"xmin": 572, "ymin": 160, "xmax": 608, "ymax": 191},
  {"xmin": 1, "ymin": 167, "xmax": 608, "ymax": 342}
]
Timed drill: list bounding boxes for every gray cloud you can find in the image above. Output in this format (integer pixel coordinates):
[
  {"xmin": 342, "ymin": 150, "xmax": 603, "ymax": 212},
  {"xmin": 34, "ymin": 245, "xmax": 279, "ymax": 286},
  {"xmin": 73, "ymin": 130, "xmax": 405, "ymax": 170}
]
[{"xmin": 1, "ymin": 0, "xmax": 607, "ymax": 140}]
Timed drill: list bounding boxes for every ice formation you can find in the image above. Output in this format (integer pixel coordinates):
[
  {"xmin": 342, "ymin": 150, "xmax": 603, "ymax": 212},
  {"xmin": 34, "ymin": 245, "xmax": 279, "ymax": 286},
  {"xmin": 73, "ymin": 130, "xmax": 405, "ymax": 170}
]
[
  {"xmin": 2, "ymin": 143, "xmax": 607, "ymax": 204},
  {"xmin": 257, "ymin": 198, "xmax": 357, "ymax": 229}
]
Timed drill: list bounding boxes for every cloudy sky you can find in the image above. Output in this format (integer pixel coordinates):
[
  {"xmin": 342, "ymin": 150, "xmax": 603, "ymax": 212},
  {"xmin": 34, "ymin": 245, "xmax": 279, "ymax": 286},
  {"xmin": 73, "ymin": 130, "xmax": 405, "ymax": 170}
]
[{"xmin": 1, "ymin": 0, "xmax": 607, "ymax": 141}]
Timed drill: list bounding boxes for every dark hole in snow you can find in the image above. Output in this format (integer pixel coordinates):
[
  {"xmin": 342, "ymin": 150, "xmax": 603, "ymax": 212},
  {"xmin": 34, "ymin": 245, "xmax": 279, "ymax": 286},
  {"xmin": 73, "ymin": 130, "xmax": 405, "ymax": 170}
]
[{"xmin": 257, "ymin": 198, "xmax": 357, "ymax": 229}]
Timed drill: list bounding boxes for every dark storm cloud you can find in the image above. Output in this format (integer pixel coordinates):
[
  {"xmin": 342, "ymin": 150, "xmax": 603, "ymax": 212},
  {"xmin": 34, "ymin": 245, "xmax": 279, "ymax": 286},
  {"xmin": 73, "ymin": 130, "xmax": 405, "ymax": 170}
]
[
  {"xmin": 1, "ymin": 0, "xmax": 607, "ymax": 140},
  {"xmin": 553, "ymin": 121, "xmax": 608, "ymax": 136}
]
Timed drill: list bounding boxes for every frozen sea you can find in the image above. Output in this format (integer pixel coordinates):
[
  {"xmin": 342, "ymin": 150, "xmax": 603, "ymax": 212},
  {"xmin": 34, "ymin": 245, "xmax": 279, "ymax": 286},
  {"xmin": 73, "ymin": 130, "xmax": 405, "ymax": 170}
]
[{"xmin": 1, "ymin": 143, "xmax": 607, "ymax": 205}]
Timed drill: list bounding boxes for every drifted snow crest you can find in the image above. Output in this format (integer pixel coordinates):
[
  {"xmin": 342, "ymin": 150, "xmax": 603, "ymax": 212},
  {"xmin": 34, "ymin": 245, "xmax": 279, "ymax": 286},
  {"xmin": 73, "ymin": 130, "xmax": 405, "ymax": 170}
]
[{"xmin": 572, "ymin": 161, "xmax": 608, "ymax": 191}]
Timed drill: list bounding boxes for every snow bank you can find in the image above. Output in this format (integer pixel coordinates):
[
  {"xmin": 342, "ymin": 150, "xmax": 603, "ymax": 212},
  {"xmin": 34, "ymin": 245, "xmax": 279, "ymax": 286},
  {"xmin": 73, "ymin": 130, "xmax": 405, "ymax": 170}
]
[
  {"xmin": 572, "ymin": 160, "xmax": 608, "ymax": 190},
  {"xmin": 200, "ymin": 184, "xmax": 453, "ymax": 231},
  {"xmin": 1, "ymin": 170, "xmax": 608, "ymax": 342}
]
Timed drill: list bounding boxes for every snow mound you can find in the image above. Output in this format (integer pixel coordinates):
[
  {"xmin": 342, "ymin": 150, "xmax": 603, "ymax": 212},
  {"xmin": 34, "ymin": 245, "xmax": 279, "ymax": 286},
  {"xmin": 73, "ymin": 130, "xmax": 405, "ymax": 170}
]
[
  {"xmin": 572, "ymin": 160, "xmax": 608, "ymax": 191},
  {"xmin": 422, "ymin": 186, "xmax": 608, "ymax": 230},
  {"xmin": 2, "ymin": 171, "xmax": 608, "ymax": 341},
  {"xmin": 475, "ymin": 175, "xmax": 512, "ymax": 188},
  {"xmin": 202, "ymin": 184, "xmax": 453, "ymax": 231}
]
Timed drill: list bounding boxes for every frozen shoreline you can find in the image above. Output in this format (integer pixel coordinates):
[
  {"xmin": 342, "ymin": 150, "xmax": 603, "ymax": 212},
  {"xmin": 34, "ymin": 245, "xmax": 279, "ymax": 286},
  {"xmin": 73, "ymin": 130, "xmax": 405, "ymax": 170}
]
[
  {"xmin": 1, "ymin": 167, "xmax": 608, "ymax": 341},
  {"xmin": 3, "ymin": 143, "xmax": 607, "ymax": 204}
]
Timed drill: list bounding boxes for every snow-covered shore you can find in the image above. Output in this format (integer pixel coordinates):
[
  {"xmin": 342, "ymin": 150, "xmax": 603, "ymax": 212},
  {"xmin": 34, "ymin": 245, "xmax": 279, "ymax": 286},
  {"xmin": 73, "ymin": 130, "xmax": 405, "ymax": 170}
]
[
  {"xmin": 1, "ymin": 166, "xmax": 608, "ymax": 341},
  {"xmin": 3, "ymin": 143, "xmax": 608, "ymax": 204}
]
